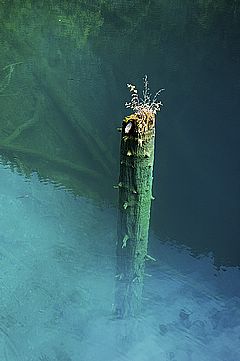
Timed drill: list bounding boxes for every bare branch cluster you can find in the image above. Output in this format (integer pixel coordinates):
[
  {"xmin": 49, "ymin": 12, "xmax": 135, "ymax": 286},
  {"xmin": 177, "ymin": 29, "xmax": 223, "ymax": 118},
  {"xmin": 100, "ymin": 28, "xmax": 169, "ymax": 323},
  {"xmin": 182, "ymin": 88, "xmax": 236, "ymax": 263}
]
[{"xmin": 125, "ymin": 75, "xmax": 164, "ymax": 115}]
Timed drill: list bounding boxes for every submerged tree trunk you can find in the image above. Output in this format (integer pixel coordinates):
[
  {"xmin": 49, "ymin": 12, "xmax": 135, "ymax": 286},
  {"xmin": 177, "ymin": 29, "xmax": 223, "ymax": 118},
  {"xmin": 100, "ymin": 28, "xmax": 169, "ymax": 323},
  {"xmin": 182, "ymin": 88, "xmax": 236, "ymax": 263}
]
[{"xmin": 114, "ymin": 110, "xmax": 156, "ymax": 318}]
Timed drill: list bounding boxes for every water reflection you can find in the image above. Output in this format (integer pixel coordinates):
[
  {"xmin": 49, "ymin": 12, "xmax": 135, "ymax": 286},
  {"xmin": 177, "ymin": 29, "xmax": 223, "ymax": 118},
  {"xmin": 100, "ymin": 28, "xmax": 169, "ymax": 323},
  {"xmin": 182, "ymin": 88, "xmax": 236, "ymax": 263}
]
[{"xmin": 0, "ymin": 6, "xmax": 240, "ymax": 359}]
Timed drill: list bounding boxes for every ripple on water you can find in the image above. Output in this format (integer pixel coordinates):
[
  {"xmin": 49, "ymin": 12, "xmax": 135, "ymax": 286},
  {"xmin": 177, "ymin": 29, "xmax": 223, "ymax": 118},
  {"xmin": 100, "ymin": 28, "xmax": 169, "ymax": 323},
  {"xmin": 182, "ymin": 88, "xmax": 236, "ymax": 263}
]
[{"xmin": 0, "ymin": 325, "xmax": 21, "ymax": 361}]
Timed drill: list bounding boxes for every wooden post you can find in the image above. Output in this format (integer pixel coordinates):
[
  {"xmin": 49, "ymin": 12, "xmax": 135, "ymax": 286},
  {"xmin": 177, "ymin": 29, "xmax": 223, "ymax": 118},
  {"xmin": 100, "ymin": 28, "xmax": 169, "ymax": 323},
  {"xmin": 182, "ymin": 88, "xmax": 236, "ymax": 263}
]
[{"xmin": 114, "ymin": 77, "xmax": 163, "ymax": 318}]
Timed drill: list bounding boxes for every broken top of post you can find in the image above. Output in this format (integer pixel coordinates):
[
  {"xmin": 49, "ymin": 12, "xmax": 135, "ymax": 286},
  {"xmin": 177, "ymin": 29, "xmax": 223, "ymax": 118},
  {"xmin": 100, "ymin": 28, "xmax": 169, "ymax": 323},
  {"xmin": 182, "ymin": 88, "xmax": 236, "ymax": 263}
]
[{"xmin": 122, "ymin": 75, "xmax": 164, "ymax": 142}]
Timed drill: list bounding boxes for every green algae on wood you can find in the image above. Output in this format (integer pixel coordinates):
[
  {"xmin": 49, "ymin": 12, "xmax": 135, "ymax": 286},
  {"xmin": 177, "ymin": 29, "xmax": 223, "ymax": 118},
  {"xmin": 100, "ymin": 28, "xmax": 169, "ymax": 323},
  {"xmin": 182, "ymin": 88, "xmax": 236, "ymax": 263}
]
[{"xmin": 114, "ymin": 76, "xmax": 164, "ymax": 318}]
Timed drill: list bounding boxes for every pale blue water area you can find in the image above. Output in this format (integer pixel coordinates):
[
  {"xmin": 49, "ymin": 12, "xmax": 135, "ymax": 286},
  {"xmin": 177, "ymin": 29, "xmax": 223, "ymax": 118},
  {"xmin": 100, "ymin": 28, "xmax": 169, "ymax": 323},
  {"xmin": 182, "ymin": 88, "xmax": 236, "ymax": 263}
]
[{"xmin": 0, "ymin": 163, "xmax": 239, "ymax": 361}]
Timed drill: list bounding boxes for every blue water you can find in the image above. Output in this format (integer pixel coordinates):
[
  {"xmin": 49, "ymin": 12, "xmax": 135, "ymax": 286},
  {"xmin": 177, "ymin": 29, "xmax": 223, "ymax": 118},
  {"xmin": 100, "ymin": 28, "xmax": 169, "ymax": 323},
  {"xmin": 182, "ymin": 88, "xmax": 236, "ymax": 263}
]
[{"xmin": 0, "ymin": 163, "xmax": 239, "ymax": 361}]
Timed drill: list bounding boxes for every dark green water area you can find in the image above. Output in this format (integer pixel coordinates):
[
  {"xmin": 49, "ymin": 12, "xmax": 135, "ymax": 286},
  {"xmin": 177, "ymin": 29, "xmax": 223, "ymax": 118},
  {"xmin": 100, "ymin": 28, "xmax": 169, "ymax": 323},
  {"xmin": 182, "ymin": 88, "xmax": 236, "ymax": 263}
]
[{"xmin": 0, "ymin": 1, "xmax": 240, "ymax": 360}]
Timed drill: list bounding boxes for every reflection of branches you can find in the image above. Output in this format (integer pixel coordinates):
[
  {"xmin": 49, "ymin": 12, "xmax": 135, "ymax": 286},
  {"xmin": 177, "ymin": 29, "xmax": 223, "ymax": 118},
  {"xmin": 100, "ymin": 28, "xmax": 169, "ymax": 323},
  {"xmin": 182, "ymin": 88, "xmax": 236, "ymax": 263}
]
[
  {"xmin": 0, "ymin": 142, "xmax": 100, "ymax": 180},
  {"xmin": 0, "ymin": 62, "xmax": 23, "ymax": 94},
  {"xmin": 3, "ymin": 115, "xmax": 37, "ymax": 144},
  {"xmin": 3, "ymin": 96, "xmax": 41, "ymax": 145}
]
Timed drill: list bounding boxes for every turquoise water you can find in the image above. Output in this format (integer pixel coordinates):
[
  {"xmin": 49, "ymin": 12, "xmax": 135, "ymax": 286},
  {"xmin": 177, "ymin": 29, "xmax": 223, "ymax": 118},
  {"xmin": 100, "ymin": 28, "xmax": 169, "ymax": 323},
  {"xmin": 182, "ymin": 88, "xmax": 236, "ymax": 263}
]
[
  {"xmin": 0, "ymin": 163, "xmax": 239, "ymax": 360},
  {"xmin": 1, "ymin": 1, "xmax": 240, "ymax": 359}
]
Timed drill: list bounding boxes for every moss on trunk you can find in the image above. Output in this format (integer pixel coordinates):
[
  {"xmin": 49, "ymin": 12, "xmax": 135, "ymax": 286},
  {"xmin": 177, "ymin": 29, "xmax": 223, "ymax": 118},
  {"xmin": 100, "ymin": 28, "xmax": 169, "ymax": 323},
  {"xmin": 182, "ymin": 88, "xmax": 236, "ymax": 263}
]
[{"xmin": 114, "ymin": 109, "xmax": 156, "ymax": 318}]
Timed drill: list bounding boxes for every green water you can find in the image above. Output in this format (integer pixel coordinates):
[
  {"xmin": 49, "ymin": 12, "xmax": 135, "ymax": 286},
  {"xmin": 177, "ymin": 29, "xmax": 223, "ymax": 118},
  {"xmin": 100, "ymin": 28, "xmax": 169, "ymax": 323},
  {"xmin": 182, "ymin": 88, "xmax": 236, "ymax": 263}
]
[
  {"xmin": 0, "ymin": 1, "xmax": 240, "ymax": 360},
  {"xmin": 1, "ymin": 0, "xmax": 239, "ymax": 265}
]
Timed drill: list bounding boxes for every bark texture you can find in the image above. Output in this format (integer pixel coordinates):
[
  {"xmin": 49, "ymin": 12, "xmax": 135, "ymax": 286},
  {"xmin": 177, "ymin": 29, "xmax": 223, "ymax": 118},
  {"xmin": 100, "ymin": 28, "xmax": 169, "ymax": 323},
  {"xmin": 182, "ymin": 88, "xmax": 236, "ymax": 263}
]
[{"xmin": 114, "ymin": 113, "xmax": 155, "ymax": 318}]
